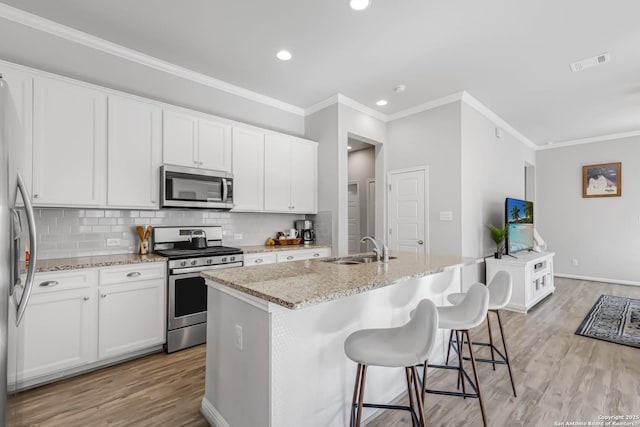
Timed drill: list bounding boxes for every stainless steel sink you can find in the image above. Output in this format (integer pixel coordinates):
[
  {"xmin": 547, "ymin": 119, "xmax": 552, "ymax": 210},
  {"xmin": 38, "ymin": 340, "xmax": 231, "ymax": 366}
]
[{"xmin": 324, "ymin": 255, "xmax": 397, "ymax": 265}]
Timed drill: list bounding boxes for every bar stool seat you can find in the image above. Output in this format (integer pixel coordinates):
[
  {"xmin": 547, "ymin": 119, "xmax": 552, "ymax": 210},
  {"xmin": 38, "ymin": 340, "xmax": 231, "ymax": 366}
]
[
  {"xmin": 445, "ymin": 271, "xmax": 517, "ymax": 398},
  {"xmin": 344, "ymin": 299, "xmax": 439, "ymax": 427}
]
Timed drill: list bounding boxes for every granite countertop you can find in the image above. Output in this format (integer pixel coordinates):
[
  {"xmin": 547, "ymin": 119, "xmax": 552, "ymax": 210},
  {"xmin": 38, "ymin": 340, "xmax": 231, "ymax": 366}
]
[
  {"xmin": 239, "ymin": 244, "xmax": 331, "ymax": 254},
  {"xmin": 202, "ymin": 252, "xmax": 483, "ymax": 309},
  {"xmin": 26, "ymin": 253, "xmax": 166, "ymax": 273}
]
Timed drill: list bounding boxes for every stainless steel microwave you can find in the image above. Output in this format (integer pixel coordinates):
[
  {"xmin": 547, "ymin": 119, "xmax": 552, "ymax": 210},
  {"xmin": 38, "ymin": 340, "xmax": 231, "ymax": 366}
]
[{"xmin": 160, "ymin": 165, "xmax": 234, "ymax": 209}]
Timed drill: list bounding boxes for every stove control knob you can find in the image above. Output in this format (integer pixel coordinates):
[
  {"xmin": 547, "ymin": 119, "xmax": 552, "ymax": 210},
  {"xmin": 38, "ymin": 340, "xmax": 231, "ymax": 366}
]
[
  {"xmin": 230, "ymin": 256, "xmax": 235, "ymax": 262},
  {"xmin": 191, "ymin": 260, "xmax": 198, "ymax": 266},
  {"xmin": 206, "ymin": 259, "xmax": 213, "ymax": 265},
  {"xmin": 180, "ymin": 261, "xmax": 187, "ymax": 267},
  {"xmin": 222, "ymin": 257, "xmax": 227, "ymax": 262}
]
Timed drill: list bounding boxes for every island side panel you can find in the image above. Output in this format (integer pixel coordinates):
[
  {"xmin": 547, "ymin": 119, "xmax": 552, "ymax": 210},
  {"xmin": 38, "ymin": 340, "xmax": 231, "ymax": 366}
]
[
  {"xmin": 270, "ymin": 268, "xmax": 460, "ymax": 427},
  {"xmin": 203, "ymin": 286, "xmax": 271, "ymax": 427}
]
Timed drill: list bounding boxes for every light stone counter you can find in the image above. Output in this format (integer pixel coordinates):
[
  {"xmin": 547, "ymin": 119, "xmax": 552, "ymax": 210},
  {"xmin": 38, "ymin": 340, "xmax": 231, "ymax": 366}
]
[
  {"xmin": 238, "ymin": 243, "xmax": 331, "ymax": 254},
  {"xmin": 28, "ymin": 253, "xmax": 166, "ymax": 273},
  {"xmin": 202, "ymin": 252, "xmax": 482, "ymax": 309}
]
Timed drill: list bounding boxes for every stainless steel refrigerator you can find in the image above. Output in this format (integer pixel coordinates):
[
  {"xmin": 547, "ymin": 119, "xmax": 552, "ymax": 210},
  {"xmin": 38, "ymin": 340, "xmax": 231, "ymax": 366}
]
[{"xmin": 0, "ymin": 74, "xmax": 38, "ymax": 426}]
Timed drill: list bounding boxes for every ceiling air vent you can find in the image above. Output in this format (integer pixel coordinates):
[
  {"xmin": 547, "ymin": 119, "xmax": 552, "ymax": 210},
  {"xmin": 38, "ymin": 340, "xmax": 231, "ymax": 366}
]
[{"xmin": 570, "ymin": 52, "xmax": 611, "ymax": 72}]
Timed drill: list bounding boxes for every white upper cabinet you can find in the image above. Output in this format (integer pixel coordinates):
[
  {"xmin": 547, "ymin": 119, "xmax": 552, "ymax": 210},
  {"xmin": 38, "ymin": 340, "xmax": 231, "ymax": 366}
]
[
  {"xmin": 33, "ymin": 76, "xmax": 107, "ymax": 207},
  {"xmin": 163, "ymin": 109, "xmax": 231, "ymax": 172},
  {"xmin": 107, "ymin": 95, "xmax": 162, "ymax": 209},
  {"xmin": 2, "ymin": 67, "xmax": 33, "ymax": 200},
  {"xmin": 264, "ymin": 135, "xmax": 317, "ymax": 213},
  {"xmin": 231, "ymin": 128, "xmax": 264, "ymax": 211}
]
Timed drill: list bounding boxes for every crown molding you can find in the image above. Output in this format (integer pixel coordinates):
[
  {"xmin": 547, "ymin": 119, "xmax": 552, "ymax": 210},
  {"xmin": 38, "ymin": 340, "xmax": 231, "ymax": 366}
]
[
  {"xmin": 336, "ymin": 94, "xmax": 388, "ymax": 122},
  {"xmin": 387, "ymin": 92, "xmax": 465, "ymax": 121},
  {"xmin": 537, "ymin": 130, "xmax": 640, "ymax": 150},
  {"xmin": 460, "ymin": 92, "xmax": 538, "ymax": 150},
  {"xmin": 304, "ymin": 94, "xmax": 340, "ymax": 116},
  {"xmin": 0, "ymin": 3, "xmax": 306, "ymax": 116}
]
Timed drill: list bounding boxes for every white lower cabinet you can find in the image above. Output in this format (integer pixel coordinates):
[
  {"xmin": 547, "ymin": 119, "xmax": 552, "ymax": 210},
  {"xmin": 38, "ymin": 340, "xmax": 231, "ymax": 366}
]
[
  {"xmin": 243, "ymin": 252, "xmax": 277, "ymax": 266},
  {"xmin": 243, "ymin": 248, "xmax": 331, "ymax": 266},
  {"xmin": 9, "ymin": 263, "xmax": 166, "ymax": 389},
  {"xmin": 98, "ymin": 279, "xmax": 165, "ymax": 359}
]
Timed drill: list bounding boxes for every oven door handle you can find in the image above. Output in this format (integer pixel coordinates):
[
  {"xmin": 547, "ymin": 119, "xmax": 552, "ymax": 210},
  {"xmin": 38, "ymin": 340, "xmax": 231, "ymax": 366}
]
[{"xmin": 171, "ymin": 262, "xmax": 243, "ymax": 275}]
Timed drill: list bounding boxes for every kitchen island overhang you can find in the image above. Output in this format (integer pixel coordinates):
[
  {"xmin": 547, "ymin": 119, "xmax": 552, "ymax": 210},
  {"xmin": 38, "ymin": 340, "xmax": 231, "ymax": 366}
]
[{"xmin": 200, "ymin": 253, "xmax": 482, "ymax": 427}]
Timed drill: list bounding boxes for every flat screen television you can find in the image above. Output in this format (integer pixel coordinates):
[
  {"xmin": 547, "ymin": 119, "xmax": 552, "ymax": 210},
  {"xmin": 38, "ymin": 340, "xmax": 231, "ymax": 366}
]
[{"xmin": 505, "ymin": 197, "xmax": 534, "ymax": 254}]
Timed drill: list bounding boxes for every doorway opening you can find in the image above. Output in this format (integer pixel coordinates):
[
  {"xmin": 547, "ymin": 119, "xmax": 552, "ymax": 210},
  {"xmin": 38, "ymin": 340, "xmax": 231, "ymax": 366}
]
[{"xmin": 347, "ymin": 138, "xmax": 376, "ymax": 254}]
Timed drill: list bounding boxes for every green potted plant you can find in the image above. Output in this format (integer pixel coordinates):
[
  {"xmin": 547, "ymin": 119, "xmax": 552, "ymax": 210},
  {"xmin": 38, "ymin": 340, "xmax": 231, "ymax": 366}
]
[{"xmin": 487, "ymin": 224, "xmax": 506, "ymax": 259}]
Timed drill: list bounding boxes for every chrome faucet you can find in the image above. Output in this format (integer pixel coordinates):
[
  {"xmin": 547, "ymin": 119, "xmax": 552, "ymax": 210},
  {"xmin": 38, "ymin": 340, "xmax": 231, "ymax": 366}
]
[{"xmin": 360, "ymin": 236, "xmax": 389, "ymax": 263}]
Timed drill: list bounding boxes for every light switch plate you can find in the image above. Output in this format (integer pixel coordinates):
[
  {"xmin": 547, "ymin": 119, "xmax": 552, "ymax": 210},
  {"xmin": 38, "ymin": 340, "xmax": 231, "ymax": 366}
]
[
  {"xmin": 234, "ymin": 234, "xmax": 243, "ymax": 240},
  {"xmin": 439, "ymin": 211, "xmax": 453, "ymax": 221},
  {"xmin": 106, "ymin": 238, "xmax": 121, "ymax": 247}
]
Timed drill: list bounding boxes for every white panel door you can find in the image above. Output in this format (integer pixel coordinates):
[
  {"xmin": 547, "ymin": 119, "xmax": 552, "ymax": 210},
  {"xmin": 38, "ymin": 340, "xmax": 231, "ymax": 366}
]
[
  {"xmin": 14, "ymin": 288, "xmax": 97, "ymax": 382},
  {"xmin": 348, "ymin": 183, "xmax": 360, "ymax": 254},
  {"xmin": 264, "ymin": 134, "xmax": 292, "ymax": 212},
  {"xmin": 198, "ymin": 118, "xmax": 231, "ymax": 172},
  {"xmin": 162, "ymin": 109, "xmax": 197, "ymax": 168},
  {"xmin": 290, "ymin": 139, "xmax": 317, "ymax": 213},
  {"xmin": 107, "ymin": 95, "xmax": 162, "ymax": 208},
  {"xmin": 98, "ymin": 280, "xmax": 165, "ymax": 360},
  {"xmin": 33, "ymin": 76, "xmax": 107, "ymax": 206},
  {"xmin": 389, "ymin": 169, "xmax": 426, "ymax": 255},
  {"xmin": 231, "ymin": 128, "xmax": 264, "ymax": 211}
]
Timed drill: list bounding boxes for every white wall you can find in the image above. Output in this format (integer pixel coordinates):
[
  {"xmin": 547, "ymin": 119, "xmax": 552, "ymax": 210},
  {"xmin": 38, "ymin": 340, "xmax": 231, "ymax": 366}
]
[
  {"xmin": 460, "ymin": 103, "xmax": 536, "ymax": 258},
  {"xmin": 348, "ymin": 146, "xmax": 375, "ymax": 250},
  {"xmin": 536, "ymin": 136, "xmax": 640, "ymax": 284},
  {"xmin": 386, "ymin": 102, "xmax": 462, "ymax": 256},
  {"xmin": 0, "ymin": 18, "xmax": 304, "ymax": 136}
]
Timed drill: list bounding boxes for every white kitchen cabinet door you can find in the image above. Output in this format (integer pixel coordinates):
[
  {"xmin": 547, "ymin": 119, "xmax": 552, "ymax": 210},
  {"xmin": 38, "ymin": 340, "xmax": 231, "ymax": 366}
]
[
  {"xmin": 231, "ymin": 128, "xmax": 264, "ymax": 211},
  {"xmin": 264, "ymin": 134, "xmax": 292, "ymax": 212},
  {"xmin": 199, "ymin": 118, "xmax": 231, "ymax": 172},
  {"xmin": 290, "ymin": 139, "xmax": 317, "ymax": 213},
  {"xmin": 98, "ymin": 279, "xmax": 165, "ymax": 360},
  {"xmin": 163, "ymin": 109, "xmax": 197, "ymax": 168},
  {"xmin": 107, "ymin": 95, "xmax": 162, "ymax": 209},
  {"xmin": 13, "ymin": 288, "xmax": 98, "ymax": 383},
  {"xmin": 33, "ymin": 76, "xmax": 107, "ymax": 206},
  {"xmin": 2, "ymin": 66, "xmax": 33, "ymax": 202}
]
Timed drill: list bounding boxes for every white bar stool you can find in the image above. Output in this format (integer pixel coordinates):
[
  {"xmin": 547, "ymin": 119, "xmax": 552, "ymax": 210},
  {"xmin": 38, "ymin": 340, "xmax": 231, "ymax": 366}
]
[
  {"xmin": 445, "ymin": 271, "xmax": 517, "ymax": 397},
  {"xmin": 421, "ymin": 283, "xmax": 490, "ymax": 427},
  {"xmin": 344, "ymin": 299, "xmax": 439, "ymax": 427}
]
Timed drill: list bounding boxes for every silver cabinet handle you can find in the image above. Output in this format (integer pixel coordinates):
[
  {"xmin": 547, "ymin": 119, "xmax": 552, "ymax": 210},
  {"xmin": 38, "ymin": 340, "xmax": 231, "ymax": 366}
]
[
  {"xmin": 418, "ymin": 240, "xmax": 424, "ymax": 245},
  {"xmin": 199, "ymin": 161, "xmax": 204, "ymax": 166},
  {"xmin": 151, "ymin": 200, "xmax": 157, "ymax": 204},
  {"xmin": 39, "ymin": 281, "xmax": 59, "ymax": 288},
  {"xmin": 313, "ymin": 253, "xmax": 320, "ymax": 257},
  {"xmin": 15, "ymin": 171, "xmax": 37, "ymax": 326},
  {"xmin": 255, "ymin": 259, "xmax": 263, "ymax": 264},
  {"xmin": 286, "ymin": 256, "xmax": 294, "ymax": 260},
  {"xmin": 83, "ymin": 296, "xmax": 90, "ymax": 301},
  {"xmin": 126, "ymin": 272, "xmax": 141, "ymax": 278},
  {"xmin": 101, "ymin": 294, "xmax": 107, "ymax": 298},
  {"xmin": 193, "ymin": 160, "xmax": 198, "ymax": 165},
  {"xmin": 33, "ymin": 194, "xmax": 39, "ymax": 199}
]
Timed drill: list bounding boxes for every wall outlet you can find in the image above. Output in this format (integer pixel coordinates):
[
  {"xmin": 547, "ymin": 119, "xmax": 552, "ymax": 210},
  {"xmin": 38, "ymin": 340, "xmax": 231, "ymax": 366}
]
[
  {"xmin": 234, "ymin": 233, "xmax": 243, "ymax": 240},
  {"xmin": 106, "ymin": 238, "xmax": 121, "ymax": 247},
  {"xmin": 571, "ymin": 259, "xmax": 579, "ymax": 266},
  {"xmin": 235, "ymin": 324, "xmax": 243, "ymax": 351}
]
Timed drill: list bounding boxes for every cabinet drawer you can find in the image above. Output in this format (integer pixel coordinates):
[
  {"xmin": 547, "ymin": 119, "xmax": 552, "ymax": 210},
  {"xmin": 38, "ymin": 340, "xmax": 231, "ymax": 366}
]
[
  {"xmin": 99, "ymin": 263, "xmax": 165, "ymax": 286},
  {"xmin": 276, "ymin": 248, "xmax": 331, "ymax": 263},
  {"xmin": 31, "ymin": 269, "xmax": 98, "ymax": 295},
  {"xmin": 244, "ymin": 253, "xmax": 277, "ymax": 267}
]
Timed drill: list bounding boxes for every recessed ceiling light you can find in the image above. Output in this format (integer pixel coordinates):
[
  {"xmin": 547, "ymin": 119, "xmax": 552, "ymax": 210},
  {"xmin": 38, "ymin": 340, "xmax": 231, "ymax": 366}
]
[
  {"xmin": 276, "ymin": 50, "xmax": 292, "ymax": 61},
  {"xmin": 376, "ymin": 99, "xmax": 388, "ymax": 106},
  {"xmin": 350, "ymin": 0, "xmax": 370, "ymax": 11},
  {"xmin": 394, "ymin": 85, "xmax": 407, "ymax": 93},
  {"xmin": 347, "ymin": 146, "xmax": 353, "ymax": 150}
]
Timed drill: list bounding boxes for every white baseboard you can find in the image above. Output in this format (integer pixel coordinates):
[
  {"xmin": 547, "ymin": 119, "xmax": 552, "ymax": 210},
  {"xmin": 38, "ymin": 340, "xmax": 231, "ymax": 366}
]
[
  {"xmin": 555, "ymin": 273, "xmax": 640, "ymax": 287},
  {"xmin": 201, "ymin": 397, "xmax": 230, "ymax": 427}
]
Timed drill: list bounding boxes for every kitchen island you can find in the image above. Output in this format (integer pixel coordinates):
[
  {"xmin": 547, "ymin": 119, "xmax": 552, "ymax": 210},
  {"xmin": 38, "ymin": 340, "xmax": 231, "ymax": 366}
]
[{"xmin": 200, "ymin": 253, "xmax": 482, "ymax": 427}]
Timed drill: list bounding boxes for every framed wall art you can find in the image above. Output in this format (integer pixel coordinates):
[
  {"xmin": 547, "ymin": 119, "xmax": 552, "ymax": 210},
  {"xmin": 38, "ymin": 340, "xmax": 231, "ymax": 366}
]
[{"xmin": 582, "ymin": 162, "xmax": 621, "ymax": 198}]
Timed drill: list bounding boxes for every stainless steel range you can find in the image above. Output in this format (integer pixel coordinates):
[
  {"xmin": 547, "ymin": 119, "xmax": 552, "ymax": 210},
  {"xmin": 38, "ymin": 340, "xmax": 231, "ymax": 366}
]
[{"xmin": 152, "ymin": 226, "xmax": 243, "ymax": 353}]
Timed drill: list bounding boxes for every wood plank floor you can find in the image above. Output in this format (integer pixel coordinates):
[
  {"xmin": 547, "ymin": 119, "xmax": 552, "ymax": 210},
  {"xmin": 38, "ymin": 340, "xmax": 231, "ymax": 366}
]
[{"xmin": 9, "ymin": 278, "xmax": 640, "ymax": 426}]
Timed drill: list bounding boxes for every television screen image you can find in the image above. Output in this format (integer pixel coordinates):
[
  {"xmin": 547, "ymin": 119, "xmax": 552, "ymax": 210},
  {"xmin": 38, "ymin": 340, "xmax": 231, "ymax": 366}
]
[{"xmin": 505, "ymin": 198, "xmax": 534, "ymax": 254}]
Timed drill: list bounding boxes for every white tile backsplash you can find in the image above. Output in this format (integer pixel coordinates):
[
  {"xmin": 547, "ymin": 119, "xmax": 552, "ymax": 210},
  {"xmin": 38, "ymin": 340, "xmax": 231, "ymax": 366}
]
[{"xmin": 30, "ymin": 208, "xmax": 305, "ymax": 259}]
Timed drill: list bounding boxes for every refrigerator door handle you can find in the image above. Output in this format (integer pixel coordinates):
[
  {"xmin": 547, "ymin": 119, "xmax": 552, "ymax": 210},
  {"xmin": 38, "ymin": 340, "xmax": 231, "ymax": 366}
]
[
  {"xmin": 15, "ymin": 171, "xmax": 37, "ymax": 326},
  {"xmin": 9, "ymin": 208, "xmax": 21, "ymax": 296}
]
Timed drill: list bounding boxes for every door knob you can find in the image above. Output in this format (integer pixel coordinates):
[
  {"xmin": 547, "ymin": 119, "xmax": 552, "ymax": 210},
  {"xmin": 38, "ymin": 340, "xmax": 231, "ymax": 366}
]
[{"xmin": 418, "ymin": 240, "xmax": 424, "ymax": 245}]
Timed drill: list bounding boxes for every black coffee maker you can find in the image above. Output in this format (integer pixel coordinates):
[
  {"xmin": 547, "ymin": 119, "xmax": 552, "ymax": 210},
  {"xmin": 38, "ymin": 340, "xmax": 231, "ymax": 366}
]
[{"xmin": 295, "ymin": 220, "xmax": 316, "ymax": 245}]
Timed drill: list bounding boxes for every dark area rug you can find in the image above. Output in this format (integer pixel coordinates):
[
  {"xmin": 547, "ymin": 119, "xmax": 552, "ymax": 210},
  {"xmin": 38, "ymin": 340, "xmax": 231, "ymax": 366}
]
[{"xmin": 575, "ymin": 294, "xmax": 640, "ymax": 348}]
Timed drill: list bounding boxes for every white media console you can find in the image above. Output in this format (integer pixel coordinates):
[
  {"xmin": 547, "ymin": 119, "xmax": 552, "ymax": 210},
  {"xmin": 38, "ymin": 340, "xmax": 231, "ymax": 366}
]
[{"xmin": 486, "ymin": 251, "xmax": 555, "ymax": 313}]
